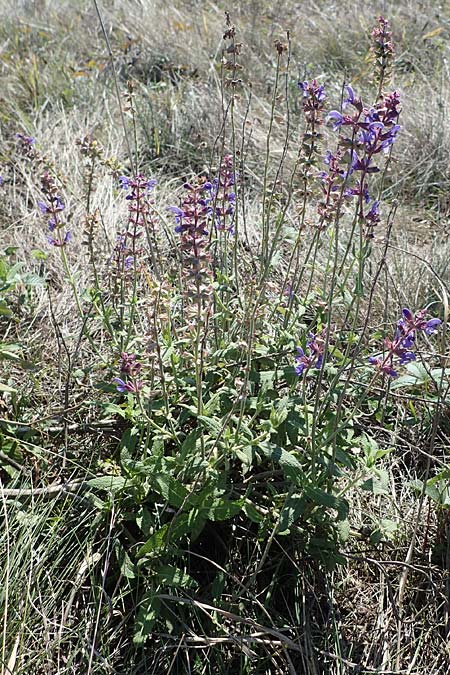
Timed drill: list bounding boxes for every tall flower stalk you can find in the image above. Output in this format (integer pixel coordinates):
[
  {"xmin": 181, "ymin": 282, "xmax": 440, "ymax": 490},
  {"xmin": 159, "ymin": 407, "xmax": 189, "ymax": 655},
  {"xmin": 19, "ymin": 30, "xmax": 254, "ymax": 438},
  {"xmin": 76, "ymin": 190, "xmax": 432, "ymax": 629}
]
[
  {"xmin": 281, "ymin": 78, "xmax": 327, "ymax": 329},
  {"xmin": 38, "ymin": 171, "xmax": 84, "ymax": 319},
  {"xmin": 371, "ymin": 16, "xmax": 395, "ymax": 99},
  {"xmin": 112, "ymin": 174, "xmax": 157, "ymax": 350},
  {"xmin": 169, "ymin": 179, "xmax": 213, "ymax": 452}
]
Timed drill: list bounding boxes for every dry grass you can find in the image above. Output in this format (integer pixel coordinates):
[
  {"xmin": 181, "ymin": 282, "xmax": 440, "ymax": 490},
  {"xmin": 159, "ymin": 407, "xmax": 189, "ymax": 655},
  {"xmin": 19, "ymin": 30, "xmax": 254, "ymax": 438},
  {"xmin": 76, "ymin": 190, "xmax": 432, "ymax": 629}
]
[{"xmin": 1, "ymin": 1, "xmax": 450, "ymax": 673}]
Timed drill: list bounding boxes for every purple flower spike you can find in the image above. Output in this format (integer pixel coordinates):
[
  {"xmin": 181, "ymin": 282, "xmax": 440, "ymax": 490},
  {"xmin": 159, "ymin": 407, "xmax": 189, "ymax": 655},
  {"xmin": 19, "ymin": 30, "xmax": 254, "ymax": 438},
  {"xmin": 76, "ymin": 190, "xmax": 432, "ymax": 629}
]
[
  {"xmin": 298, "ymin": 79, "xmax": 327, "ymax": 125},
  {"xmin": 316, "ymin": 85, "xmax": 326, "ymax": 102}
]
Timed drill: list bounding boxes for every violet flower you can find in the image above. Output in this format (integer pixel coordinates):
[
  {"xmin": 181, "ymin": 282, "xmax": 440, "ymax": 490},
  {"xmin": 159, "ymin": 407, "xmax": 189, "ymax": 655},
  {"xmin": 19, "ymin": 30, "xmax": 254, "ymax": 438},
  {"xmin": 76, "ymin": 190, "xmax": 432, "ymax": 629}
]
[
  {"xmin": 295, "ymin": 332, "xmax": 325, "ymax": 375},
  {"xmin": 113, "ymin": 377, "xmax": 143, "ymax": 394},
  {"xmin": 47, "ymin": 231, "xmax": 71, "ymax": 247},
  {"xmin": 113, "ymin": 352, "xmax": 144, "ymax": 393}
]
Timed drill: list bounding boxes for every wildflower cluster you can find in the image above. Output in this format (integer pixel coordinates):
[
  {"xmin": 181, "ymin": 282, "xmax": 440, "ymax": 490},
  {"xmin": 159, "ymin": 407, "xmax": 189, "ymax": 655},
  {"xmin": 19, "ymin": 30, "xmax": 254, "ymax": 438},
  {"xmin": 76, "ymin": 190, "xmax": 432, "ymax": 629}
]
[
  {"xmin": 113, "ymin": 352, "xmax": 144, "ymax": 393},
  {"xmin": 369, "ymin": 308, "xmax": 441, "ymax": 378},
  {"xmin": 298, "ymin": 79, "xmax": 326, "ymax": 127},
  {"xmin": 169, "ymin": 179, "xmax": 213, "ymax": 303},
  {"xmin": 371, "ymin": 16, "xmax": 395, "ymax": 93},
  {"xmin": 38, "ymin": 171, "xmax": 71, "ymax": 247},
  {"xmin": 222, "ymin": 12, "xmax": 243, "ymax": 89},
  {"xmin": 16, "ymin": 133, "xmax": 36, "ymax": 158},
  {"xmin": 295, "ymin": 80, "xmax": 327, "ymax": 196},
  {"xmin": 295, "ymin": 332, "xmax": 325, "ymax": 376},
  {"xmin": 316, "ymin": 148, "xmax": 349, "ymax": 227},
  {"xmin": 211, "ymin": 154, "xmax": 237, "ymax": 234},
  {"xmin": 76, "ymin": 134, "xmax": 122, "ymax": 176},
  {"xmin": 112, "ymin": 174, "xmax": 156, "ymax": 278},
  {"xmin": 319, "ymin": 87, "xmax": 401, "ymax": 236}
]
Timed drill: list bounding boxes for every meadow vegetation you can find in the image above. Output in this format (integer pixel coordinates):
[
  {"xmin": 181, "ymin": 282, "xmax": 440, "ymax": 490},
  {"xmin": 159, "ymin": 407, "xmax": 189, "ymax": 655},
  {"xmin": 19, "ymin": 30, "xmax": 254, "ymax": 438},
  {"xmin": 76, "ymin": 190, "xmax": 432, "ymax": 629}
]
[{"xmin": 0, "ymin": 1, "xmax": 450, "ymax": 673}]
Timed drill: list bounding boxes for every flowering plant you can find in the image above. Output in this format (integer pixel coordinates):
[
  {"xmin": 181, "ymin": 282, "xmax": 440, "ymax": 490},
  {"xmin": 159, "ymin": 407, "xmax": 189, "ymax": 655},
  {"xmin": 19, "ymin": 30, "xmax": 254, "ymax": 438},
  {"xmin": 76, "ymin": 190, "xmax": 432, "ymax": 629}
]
[{"xmin": 369, "ymin": 308, "xmax": 441, "ymax": 378}]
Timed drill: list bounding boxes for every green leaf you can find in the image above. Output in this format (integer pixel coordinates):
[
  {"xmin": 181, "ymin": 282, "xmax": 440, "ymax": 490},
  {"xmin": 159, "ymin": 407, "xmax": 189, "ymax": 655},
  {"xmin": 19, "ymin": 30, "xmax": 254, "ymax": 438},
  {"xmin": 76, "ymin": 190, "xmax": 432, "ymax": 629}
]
[
  {"xmin": 136, "ymin": 506, "xmax": 154, "ymax": 535},
  {"xmin": 197, "ymin": 415, "xmax": 222, "ymax": 435},
  {"xmin": 336, "ymin": 519, "xmax": 351, "ymax": 543},
  {"xmin": 426, "ymin": 468, "xmax": 450, "ymax": 486},
  {"xmin": 249, "ymin": 369, "xmax": 275, "ymax": 387},
  {"xmin": 304, "ymin": 485, "xmax": 349, "ymax": 520},
  {"xmin": 180, "ymin": 428, "xmax": 202, "ymax": 457},
  {"xmin": 151, "ymin": 473, "xmax": 189, "ymax": 508},
  {"xmin": 138, "ymin": 513, "xmax": 191, "ymax": 557},
  {"xmin": 0, "ymin": 302, "xmax": 13, "ymax": 318},
  {"xmin": 87, "ymin": 476, "xmax": 128, "ymax": 492},
  {"xmin": 410, "ymin": 478, "xmax": 446, "ymax": 505},
  {"xmin": 235, "ymin": 445, "xmax": 255, "ymax": 470},
  {"xmin": 243, "ymin": 501, "xmax": 263, "ymax": 523},
  {"xmin": 133, "ymin": 591, "xmax": 160, "ymax": 645},
  {"xmin": 138, "ymin": 524, "xmax": 170, "ymax": 557},
  {"xmin": 3, "ymin": 247, "xmax": 19, "ymax": 256},
  {"xmin": 22, "ymin": 272, "xmax": 44, "ymax": 287},
  {"xmin": 390, "ymin": 363, "xmax": 450, "ymax": 390},
  {"xmin": 0, "ymin": 343, "xmax": 22, "ymax": 361},
  {"xmin": 258, "ymin": 441, "xmax": 305, "ymax": 482},
  {"xmin": 270, "ymin": 397, "xmax": 290, "ymax": 429},
  {"xmin": 155, "ymin": 564, "xmax": 197, "ymax": 588},
  {"xmin": 360, "ymin": 469, "xmax": 390, "ymax": 495},
  {"xmin": 370, "ymin": 518, "xmax": 398, "ymax": 544},
  {"xmin": 206, "ymin": 498, "xmax": 242, "ymax": 521},
  {"xmin": 103, "ymin": 403, "xmax": 128, "ymax": 418},
  {"xmin": 120, "ymin": 427, "xmax": 140, "ymax": 453},
  {"xmin": 278, "ymin": 493, "xmax": 307, "ymax": 534},
  {"xmin": 114, "ymin": 540, "xmax": 136, "ymax": 579},
  {"xmin": 203, "ymin": 392, "xmax": 221, "ymax": 416},
  {"xmin": 31, "ymin": 249, "xmax": 49, "ymax": 261}
]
